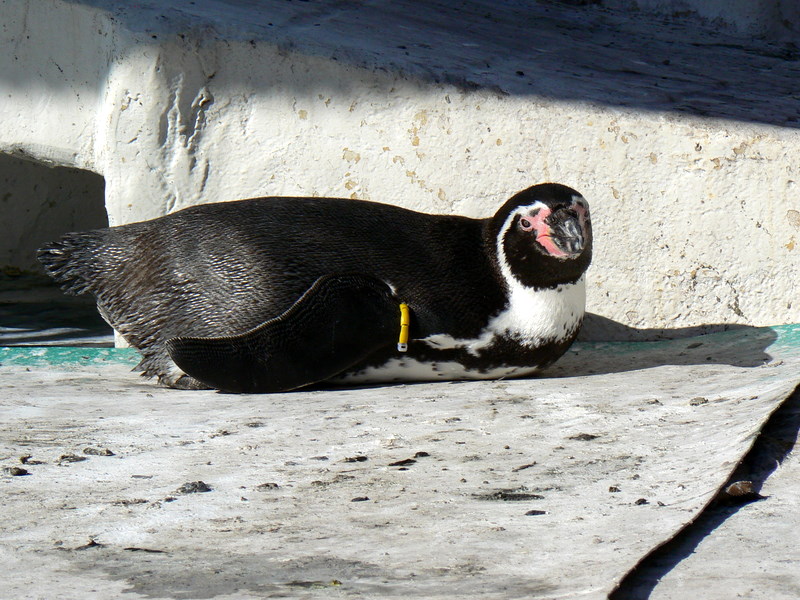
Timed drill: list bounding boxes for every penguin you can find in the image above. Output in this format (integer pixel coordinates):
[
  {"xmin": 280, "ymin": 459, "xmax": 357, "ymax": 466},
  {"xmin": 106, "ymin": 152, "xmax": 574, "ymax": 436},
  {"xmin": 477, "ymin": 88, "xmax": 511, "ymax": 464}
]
[{"xmin": 37, "ymin": 183, "xmax": 592, "ymax": 393}]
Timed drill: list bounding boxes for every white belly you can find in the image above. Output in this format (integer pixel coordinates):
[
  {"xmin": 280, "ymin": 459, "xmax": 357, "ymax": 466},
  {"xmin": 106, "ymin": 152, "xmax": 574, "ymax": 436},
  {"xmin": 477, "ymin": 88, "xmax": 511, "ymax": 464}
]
[
  {"xmin": 336, "ymin": 277, "xmax": 585, "ymax": 385},
  {"xmin": 420, "ymin": 277, "xmax": 585, "ymax": 356},
  {"xmin": 336, "ymin": 357, "xmax": 540, "ymax": 385}
]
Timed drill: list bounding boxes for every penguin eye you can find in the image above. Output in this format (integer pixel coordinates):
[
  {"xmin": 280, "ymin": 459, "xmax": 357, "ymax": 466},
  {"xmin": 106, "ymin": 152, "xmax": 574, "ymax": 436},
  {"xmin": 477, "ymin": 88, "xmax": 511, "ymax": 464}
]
[{"xmin": 519, "ymin": 218, "xmax": 534, "ymax": 231}]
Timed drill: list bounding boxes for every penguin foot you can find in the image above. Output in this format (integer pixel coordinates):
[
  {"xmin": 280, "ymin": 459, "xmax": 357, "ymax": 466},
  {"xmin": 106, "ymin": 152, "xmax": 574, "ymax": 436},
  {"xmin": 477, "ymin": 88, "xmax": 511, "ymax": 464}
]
[{"xmin": 157, "ymin": 371, "xmax": 213, "ymax": 390}]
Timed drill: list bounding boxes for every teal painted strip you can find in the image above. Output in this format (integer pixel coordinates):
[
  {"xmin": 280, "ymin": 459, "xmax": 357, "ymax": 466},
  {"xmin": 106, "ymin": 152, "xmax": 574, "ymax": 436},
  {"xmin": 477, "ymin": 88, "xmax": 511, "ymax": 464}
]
[
  {"xmin": 771, "ymin": 323, "xmax": 800, "ymax": 351},
  {"xmin": 571, "ymin": 324, "xmax": 800, "ymax": 355},
  {"xmin": 0, "ymin": 324, "xmax": 798, "ymax": 367},
  {"xmin": 0, "ymin": 346, "xmax": 139, "ymax": 367}
]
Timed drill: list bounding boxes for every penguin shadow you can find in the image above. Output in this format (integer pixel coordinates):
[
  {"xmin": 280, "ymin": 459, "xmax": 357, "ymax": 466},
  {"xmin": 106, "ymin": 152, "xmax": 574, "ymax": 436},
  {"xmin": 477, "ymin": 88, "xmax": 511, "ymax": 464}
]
[
  {"xmin": 0, "ymin": 274, "xmax": 114, "ymax": 347},
  {"xmin": 0, "ymin": 300, "xmax": 114, "ymax": 346},
  {"xmin": 306, "ymin": 314, "xmax": 779, "ymax": 393},
  {"xmin": 541, "ymin": 313, "xmax": 779, "ymax": 378},
  {"xmin": 608, "ymin": 384, "xmax": 800, "ymax": 599}
]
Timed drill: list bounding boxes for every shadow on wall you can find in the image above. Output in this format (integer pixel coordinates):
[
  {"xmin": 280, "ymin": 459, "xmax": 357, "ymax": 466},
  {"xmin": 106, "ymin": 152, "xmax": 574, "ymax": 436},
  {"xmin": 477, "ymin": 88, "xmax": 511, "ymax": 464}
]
[
  {"xmin": 577, "ymin": 312, "xmax": 770, "ymax": 342},
  {"xmin": 0, "ymin": 153, "xmax": 107, "ymax": 272},
  {"xmin": 140, "ymin": 0, "xmax": 800, "ymax": 128},
  {"xmin": 2, "ymin": 0, "xmax": 798, "ymax": 128},
  {"xmin": 0, "ymin": 154, "xmax": 112, "ymax": 347}
]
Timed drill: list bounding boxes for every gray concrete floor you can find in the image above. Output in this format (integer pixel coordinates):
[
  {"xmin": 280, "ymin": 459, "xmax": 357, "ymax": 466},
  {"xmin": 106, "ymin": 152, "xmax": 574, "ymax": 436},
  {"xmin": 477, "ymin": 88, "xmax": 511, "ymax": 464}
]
[{"xmin": 1, "ymin": 282, "xmax": 798, "ymax": 598}]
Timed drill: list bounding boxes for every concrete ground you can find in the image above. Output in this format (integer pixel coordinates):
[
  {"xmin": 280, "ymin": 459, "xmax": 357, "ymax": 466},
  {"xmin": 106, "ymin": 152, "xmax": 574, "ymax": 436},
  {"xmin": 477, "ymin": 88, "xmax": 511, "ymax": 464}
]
[{"xmin": 1, "ymin": 282, "xmax": 798, "ymax": 599}]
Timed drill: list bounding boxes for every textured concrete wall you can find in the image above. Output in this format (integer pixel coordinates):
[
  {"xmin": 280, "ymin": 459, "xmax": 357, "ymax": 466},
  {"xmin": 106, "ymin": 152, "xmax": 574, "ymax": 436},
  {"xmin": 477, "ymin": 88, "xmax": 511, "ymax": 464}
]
[
  {"xmin": 0, "ymin": 1, "xmax": 112, "ymax": 171},
  {"xmin": 0, "ymin": 155, "xmax": 106, "ymax": 272},
  {"xmin": 1, "ymin": 0, "xmax": 798, "ymax": 337},
  {"xmin": 602, "ymin": 0, "xmax": 799, "ymax": 38}
]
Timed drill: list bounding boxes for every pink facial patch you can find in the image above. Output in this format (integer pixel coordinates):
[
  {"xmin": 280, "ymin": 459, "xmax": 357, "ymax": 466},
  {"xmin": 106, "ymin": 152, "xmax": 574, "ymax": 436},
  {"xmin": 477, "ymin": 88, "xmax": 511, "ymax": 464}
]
[{"xmin": 526, "ymin": 207, "xmax": 569, "ymax": 258}]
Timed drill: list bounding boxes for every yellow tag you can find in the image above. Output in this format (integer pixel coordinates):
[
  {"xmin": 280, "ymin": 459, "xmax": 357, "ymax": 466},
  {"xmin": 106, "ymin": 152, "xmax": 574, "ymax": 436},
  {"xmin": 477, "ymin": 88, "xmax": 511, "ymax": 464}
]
[{"xmin": 398, "ymin": 303, "xmax": 410, "ymax": 352}]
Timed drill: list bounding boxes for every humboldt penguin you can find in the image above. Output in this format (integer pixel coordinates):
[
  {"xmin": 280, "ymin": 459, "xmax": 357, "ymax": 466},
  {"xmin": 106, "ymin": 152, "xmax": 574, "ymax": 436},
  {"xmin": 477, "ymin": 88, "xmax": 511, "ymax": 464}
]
[{"xmin": 38, "ymin": 183, "xmax": 592, "ymax": 393}]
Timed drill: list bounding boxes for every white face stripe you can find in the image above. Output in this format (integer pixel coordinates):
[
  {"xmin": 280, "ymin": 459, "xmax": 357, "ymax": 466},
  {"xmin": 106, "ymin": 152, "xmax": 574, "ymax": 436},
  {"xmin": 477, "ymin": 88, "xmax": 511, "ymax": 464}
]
[
  {"xmin": 495, "ymin": 202, "xmax": 548, "ymax": 287},
  {"xmin": 498, "ymin": 195, "xmax": 590, "ymax": 269},
  {"xmin": 409, "ymin": 198, "xmax": 587, "ymax": 357}
]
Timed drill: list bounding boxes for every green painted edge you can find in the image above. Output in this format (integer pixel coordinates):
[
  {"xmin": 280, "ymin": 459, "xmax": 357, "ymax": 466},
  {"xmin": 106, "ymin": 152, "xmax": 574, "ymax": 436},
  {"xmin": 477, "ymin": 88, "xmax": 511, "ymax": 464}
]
[
  {"xmin": 0, "ymin": 346, "xmax": 140, "ymax": 367},
  {"xmin": 0, "ymin": 324, "xmax": 798, "ymax": 367},
  {"xmin": 571, "ymin": 323, "xmax": 800, "ymax": 356}
]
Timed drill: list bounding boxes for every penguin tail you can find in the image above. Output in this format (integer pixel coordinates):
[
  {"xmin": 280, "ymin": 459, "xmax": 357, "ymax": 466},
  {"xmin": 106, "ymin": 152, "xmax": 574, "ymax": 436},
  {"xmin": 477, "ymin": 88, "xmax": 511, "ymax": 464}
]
[{"xmin": 37, "ymin": 231, "xmax": 106, "ymax": 296}]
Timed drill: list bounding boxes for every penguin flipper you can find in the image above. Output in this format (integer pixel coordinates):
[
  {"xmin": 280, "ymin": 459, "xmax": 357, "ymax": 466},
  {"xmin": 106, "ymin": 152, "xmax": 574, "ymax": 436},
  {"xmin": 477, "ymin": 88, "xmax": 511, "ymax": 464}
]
[{"xmin": 166, "ymin": 274, "xmax": 402, "ymax": 393}]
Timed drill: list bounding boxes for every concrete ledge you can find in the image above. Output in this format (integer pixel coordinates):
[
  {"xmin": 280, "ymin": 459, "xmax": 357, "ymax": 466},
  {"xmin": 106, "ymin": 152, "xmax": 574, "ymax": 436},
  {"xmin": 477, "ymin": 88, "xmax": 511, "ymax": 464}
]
[{"xmin": 0, "ymin": 155, "xmax": 106, "ymax": 271}]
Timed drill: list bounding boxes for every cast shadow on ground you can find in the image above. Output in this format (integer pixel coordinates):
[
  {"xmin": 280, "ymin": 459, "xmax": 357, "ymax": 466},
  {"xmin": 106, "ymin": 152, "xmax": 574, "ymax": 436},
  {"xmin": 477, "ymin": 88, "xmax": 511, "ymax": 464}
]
[
  {"xmin": 0, "ymin": 300, "xmax": 113, "ymax": 347},
  {"xmin": 541, "ymin": 313, "xmax": 779, "ymax": 378},
  {"xmin": 0, "ymin": 273, "xmax": 114, "ymax": 347},
  {"xmin": 0, "ymin": 288, "xmax": 782, "ymax": 385},
  {"xmin": 609, "ymin": 383, "xmax": 800, "ymax": 599}
]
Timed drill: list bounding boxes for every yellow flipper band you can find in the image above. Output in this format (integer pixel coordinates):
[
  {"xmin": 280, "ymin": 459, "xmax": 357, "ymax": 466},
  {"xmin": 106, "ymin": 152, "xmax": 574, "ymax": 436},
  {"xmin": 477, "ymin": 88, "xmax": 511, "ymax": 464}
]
[{"xmin": 397, "ymin": 302, "xmax": 410, "ymax": 352}]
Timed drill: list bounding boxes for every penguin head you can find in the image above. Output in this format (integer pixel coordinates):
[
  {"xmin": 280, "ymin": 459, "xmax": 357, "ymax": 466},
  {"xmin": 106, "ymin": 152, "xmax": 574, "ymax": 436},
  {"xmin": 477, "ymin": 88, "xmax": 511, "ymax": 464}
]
[{"xmin": 491, "ymin": 183, "xmax": 592, "ymax": 289}]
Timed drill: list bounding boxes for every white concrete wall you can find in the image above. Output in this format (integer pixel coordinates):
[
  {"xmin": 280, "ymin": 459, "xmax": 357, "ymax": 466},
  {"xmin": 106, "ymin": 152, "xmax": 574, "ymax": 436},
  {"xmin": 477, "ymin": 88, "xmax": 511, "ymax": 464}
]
[
  {"xmin": 0, "ymin": 0, "xmax": 112, "ymax": 171},
  {"xmin": 1, "ymin": 0, "xmax": 798, "ymax": 337}
]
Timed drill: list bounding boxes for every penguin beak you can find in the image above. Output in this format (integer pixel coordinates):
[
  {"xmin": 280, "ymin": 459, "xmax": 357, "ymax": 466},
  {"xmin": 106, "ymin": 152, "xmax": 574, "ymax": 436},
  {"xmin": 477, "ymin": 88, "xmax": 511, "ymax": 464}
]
[
  {"xmin": 545, "ymin": 207, "xmax": 587, "ymax": 259},
  {"xmin": 522, "ymin": 198, "xmax": 590, "ymax": 260}
]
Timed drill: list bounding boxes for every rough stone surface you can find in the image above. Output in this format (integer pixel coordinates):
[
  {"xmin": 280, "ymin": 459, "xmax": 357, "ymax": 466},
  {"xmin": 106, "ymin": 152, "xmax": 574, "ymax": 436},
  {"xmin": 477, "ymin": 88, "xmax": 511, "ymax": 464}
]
[
  {"xmin": 0, "ymin": 326, "xmax": 798, "ymax": 599},
  {"xmin": 646, "ymin": 453, "xmax": 800, "ymax": 600},
  {"xmin": 1, "ymin": 0, "xmax": 799, "ymax": 337},
  {"xmin": 602, "ymin": 0, "xmax": 799, "ymax": 38},
  {"xmin": 614, "ymin": 384, "xmax": 800, "ymax": 599}
]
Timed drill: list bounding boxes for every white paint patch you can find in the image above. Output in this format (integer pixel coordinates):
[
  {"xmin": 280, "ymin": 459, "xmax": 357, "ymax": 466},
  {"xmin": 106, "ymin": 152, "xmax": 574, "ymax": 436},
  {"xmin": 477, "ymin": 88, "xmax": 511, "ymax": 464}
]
[{"xmin": 336, "ymin": 357, "xmax": 540, "ymax": 385}]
